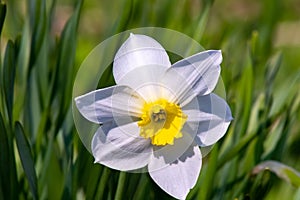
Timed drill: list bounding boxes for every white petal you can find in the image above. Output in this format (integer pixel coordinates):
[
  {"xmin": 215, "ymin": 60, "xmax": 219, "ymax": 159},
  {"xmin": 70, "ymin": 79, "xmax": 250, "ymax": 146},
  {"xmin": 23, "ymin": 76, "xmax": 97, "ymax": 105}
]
[
  {"xmin": 183, "ymin": 93, "xmax": 233, "ymax": 146},
  {"xmin": 167, "ymin": 50, "xmax": 222, "ymax": 106},
  {"xmin": 148, "ymin": 131, "xmax": 196, "ymax": 171},
  {"xmin": 159, "ymin": 66, "xmax": 198, "ymax": 105},
  {"xmin": 92, "ymin": 122, "xmax": 152, "ymax": 171},
  {"xmin": 113, "ymin": 34, "xmax": 171, "ymax": 85},
  {"xmin": 74, "ymin": 85, "xmax": 144, "ymax": 124},
  {"xmin": 117, "ymin": 64, "xmax": 169, "ymax": 102},
  {"xmin": 148, "ymin": 145, "xmax": 202, "ymax": 200}
]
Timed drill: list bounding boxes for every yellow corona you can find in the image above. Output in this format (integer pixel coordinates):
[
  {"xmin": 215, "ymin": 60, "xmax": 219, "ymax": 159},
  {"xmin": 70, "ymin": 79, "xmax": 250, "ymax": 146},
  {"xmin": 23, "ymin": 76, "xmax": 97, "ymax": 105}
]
[{"xmin": 138, "ymin": 99, "xmax": 187, "ymax": 146}]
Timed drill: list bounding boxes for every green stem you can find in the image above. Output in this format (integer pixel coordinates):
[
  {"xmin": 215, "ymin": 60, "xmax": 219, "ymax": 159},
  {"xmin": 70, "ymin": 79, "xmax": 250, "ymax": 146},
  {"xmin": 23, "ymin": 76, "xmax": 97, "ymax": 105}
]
[
  {"xmin": 95, "ymin": 167, "xmax": 110, "ymax": 199},
  {"xmin": 133, "ymin": 174, "xmax": 148, "ymax": 200},
  {"xmin": 197, "ymin": 144, "xmax": 219, "ymax": 200},
  {"xmin": 114, "ymin": 172, "xmax": 127, "ymax": 200}
]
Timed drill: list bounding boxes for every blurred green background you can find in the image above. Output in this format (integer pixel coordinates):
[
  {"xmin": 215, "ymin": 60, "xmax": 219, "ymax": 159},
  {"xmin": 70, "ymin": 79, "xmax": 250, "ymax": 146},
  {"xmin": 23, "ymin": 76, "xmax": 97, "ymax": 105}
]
[{"xmin": 1, "ymin": 0, "xmax": 300, "ymax": 199}]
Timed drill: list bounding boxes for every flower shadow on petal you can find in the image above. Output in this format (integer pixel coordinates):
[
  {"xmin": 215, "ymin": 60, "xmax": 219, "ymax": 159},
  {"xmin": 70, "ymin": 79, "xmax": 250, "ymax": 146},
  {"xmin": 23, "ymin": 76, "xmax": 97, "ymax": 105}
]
[
  {"xmin": 174, "ymin": 145, "xmax": 196, "ymax": 164},
  {"xmin": 148, "ymin": 145, "xmax": 202, "ymax": 199},
  {"xmin": 151, "ymin": 134, "xmax": 196, "ymax": 168},
  {"xmin": 195, "ymin": 93, "xmax": 233, "ymax": 146},
  {"xmin": 154, "ymin": 145, "xmax": 196, "ymax": 166}
]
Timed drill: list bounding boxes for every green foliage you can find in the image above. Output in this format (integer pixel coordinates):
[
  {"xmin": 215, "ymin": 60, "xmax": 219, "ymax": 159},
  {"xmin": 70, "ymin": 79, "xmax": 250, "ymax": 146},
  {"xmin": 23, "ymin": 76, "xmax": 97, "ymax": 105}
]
[
  {"xmin": 15, "ymin": 121, "xmax": 38, "ymax": 199},
  {"xmin": 252, "ymin": 160, "xmax": 300, "ymax": 187},
  {"xmin": 0, "ymin": 2, "xmax": 5, "ymax": 35},
  {"xmin": 0, "ymin": 0, "xmax": 300, "ymax": 199}
]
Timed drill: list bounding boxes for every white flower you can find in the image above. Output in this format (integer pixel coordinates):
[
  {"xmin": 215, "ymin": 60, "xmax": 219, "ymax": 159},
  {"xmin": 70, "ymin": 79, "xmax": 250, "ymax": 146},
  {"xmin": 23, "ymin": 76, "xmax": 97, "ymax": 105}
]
[{"xmin": 75, "ymin": 33, "xmax": 232, "ymax": 199}]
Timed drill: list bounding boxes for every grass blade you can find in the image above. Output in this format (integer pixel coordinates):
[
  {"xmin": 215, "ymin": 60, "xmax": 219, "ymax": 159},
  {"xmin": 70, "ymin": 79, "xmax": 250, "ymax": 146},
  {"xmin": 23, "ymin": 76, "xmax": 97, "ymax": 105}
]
[
  {"xmin": 0, "ymin": 113, "xmax": 18, "ymax": 199},
  {"xmin": 114, "ymin": 172, "xmax": 127, "ymax": 200},
  {"xmin": 252, "ymin": 160, "xmax": 300, "ymax": 187},
  {"xmin": 0, "ymin": 2, "xmax": 6, "ymax": 35},
  {"xmin": 3, "ymin": 40, "xmax": 16, "ymax": 123},
  {"xmin": 15, "ymin": 121, "xmax": 38, "ymax": 199}
]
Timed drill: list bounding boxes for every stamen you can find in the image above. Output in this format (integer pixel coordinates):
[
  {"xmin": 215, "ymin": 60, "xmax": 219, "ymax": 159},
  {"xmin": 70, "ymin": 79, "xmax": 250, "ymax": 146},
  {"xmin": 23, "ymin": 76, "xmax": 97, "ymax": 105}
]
[
  {"xmin": 138, "ymin": 99, "xmax": 187, "ymax": 146},
  {"xmin": 151, "ymin": 105, "xmax": 166, "ymax": 123}
]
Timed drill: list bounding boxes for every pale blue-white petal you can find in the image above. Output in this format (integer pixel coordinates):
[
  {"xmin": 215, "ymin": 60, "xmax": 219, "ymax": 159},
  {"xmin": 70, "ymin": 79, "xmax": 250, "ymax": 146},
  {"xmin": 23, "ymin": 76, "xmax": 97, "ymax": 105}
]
[
  {"xmin": 113, "ymin": 34, "xmax": 171, "ymax": 86},
  {"xmin": 165, "ymin": 50, "xmax": 222, "ymax": 106},
  {"xmin": 75, "ymin": 85, "xmax": 144, "ymax": 124},
  {"xmin": 149, "ymin": 133, "xmax": 196, "ymax": 171},
  {"xmin": 183, "ymin": 93, "xmax": 233, "ymax": 146},
  {"xmin": 117, "ymin": 64, "xmax": 170, "ymax": 102},
  {"xmin": 148, "ymin": 145, "xmax": 202, "ymax": 200},
  {"xmin": 92, "ymin": 122, "xmax": 152, "ymax": 171},
  {"xmin": 158, "ymin": 66, "xmax": 196, "ymax": 105}
]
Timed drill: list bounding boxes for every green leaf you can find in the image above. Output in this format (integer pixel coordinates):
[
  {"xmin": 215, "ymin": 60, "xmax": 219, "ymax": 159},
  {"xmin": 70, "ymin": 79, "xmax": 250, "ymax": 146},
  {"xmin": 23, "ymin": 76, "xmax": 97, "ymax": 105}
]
[
  {"xmin": 39, "ymin": 136, "xmax": 64, "ymax": 199},
  {"xmin": 132, "ymin": 174, "xmax": 150, "ymax": 200},
  {"xmin": 0, "ymin": 113, "xmax": 8, "ymax": 198},
  {"xmin": 15, "ymin": 121, "xmax": 38, "ymax": 199},
  {"xmin": 218, "ymin": 129, "xmax": 258, "ymax": 168},
  {"xmin": 252, "ymin": 160, "xmax": 300, "ymax": 187},
  {"xmin": 265, "ymin": 52, "xmax": 282, "ymax": 87},
  {"xmin": 262, "ymin": 116, "xmax": 285, "ymax": 159},
  {"xmin": 269, "ymin": 71, "xmax": 300, "ymax": 117},
  {"xmin": 45, "ymin": 143, "xmax": 64, "ymax": 199},
  {"xmin": 237, "ymin": 48, "xmax": 253, "ymax": 137},
  {"xmin": 264, "ymin": 52, "xmax": 282, "ymax": 114},
  {"xmin": 0, "ymin": 2, "xmax": 6, "ymax": 35},
  {"xmin": 95, "ymin": 167, "xmax": 112, "ymax": 199},
  {"xmin": 28, "ymin": 0, "xmax": 47, "ymax": 70},
  {"xmin": 114, "ymin": 172, "xmax": 127, "ymax": 200},
  {"xmin": 50, "ymin": 0, "xmax": 83, "ymax": 135},
  {"xmin": 185, "ymin": 1, "xmax": 211, "ymax": 55},
  {"xmin": 112, "ymin": 0, "xmax": 133, "ymax": 34},
  {"xmin": 84, "ymin": 165, "xmax": 102, "ymax": 199},
  {"xmin": 196, "ymin": 145, "xmax": 218, "ymax": 200},
  {"xmin": 14, "ymin": 20, "xmax": 31, "ymax": 121},
  {"xmin": 3, "ymin": 40, "xmax": 16, "ymax": 123},
  {"xmin": 0, "ymin": 112, "xmax": 18, "ymax": 199}
]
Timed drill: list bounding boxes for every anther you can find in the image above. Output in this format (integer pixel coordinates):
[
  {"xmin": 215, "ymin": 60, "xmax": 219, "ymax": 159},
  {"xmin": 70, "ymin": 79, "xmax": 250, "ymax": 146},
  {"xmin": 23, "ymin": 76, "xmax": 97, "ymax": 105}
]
[{"xmin": 151, "ymin": 109, "xmax": 166, "ymax": 123}]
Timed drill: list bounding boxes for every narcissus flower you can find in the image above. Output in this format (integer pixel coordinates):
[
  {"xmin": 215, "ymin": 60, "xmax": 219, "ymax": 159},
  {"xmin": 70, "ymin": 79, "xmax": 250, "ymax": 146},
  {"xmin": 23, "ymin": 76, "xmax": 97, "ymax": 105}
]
[{"xmin": 75, "ymin": 34, "xmax": 232, "ymax": 199}]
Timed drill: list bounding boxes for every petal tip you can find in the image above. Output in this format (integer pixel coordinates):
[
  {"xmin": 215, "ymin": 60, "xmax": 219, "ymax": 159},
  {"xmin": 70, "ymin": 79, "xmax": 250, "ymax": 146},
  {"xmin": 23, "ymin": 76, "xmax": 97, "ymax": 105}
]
[
  {"xmin": 213, "ymin": 50, "xmax": 223, "ymax": 62},
  {"xmin": 74, "ymin": 96, "xmax": 80, "ymax": 105},
  {"xmin": 207, "ymin": 50, "xmax": 222, "ymax": 64},
  {"xmin": 129, "ymin": 32, "xmax": 135, "ymax": 37}
]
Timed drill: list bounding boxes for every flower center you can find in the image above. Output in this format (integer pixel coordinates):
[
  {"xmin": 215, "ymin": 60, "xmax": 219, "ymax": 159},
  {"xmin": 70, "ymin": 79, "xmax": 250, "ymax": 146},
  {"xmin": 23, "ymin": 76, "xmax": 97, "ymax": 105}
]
[
  {"xmin": 137, "ymin": 99, "xmax": 187, "ymax": 146},
  {"xmin": 151, "ymin": 105, "xmax": 166, "ymax": 122}
]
